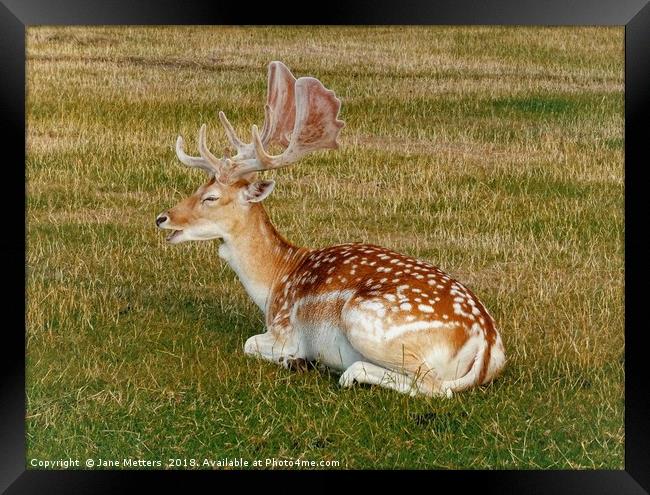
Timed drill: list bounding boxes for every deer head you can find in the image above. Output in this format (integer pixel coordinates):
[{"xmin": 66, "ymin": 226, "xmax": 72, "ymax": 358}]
[{"xmin": 156, "ymin": 61, "xmax": 345, "ymax": 244}]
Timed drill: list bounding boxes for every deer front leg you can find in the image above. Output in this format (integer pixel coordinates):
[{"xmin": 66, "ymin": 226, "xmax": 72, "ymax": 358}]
[
  {"xmin": 339, "ymin": 361, "xmax": 442, "ymax": 397},
  {"xmin": 243, "ymin": 330, "xmax": 305, "ymax": 369}
]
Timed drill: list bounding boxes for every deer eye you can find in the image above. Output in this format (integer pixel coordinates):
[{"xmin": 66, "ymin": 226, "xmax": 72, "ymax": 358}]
[{"xmin": 202, "ymin": 196, "xmax": 219, "ymax": 203}]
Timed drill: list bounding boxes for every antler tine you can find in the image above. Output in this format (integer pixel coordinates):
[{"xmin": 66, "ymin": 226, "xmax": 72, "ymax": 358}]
[
  {"xmin": 198, "ymin": 124, "xmax": 227, "ymax": 168},
  {"xmin": 218, "ymin": 105, "xmax": 274, "ymax": 151},
  {"xmin": 252, "ymin": 124, "xmax": 282, "ymax": 167},
  {"xmin": 259, "ymin": 104, "xmax": 273, "ymax": 144},
  {"xmin": 175, "ymin": 125, "xmax": 226, "ymax": 176},
  {"xmin": 176, "ymin": 135, "xmax": 217, "ymax": 175},
  {"xmin": 218, "ymin": 105, "xmax": 273, "ymax": 158},
  {"xmin": 214, "ymin": 124, "xmax": 277, "ymax": 181},
  {"xmin": 218, "ymin": 111, "xmax": 250, "ymax": 160}
]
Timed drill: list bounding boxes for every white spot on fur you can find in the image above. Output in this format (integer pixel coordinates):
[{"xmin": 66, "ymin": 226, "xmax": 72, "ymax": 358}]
[
  {"xmin": 361, "ymin": 300, "xmax": 384, "ymax": 311},
  {"xmin": 384, "ymin": 320, "xmax": 454, "ymax": 340}
]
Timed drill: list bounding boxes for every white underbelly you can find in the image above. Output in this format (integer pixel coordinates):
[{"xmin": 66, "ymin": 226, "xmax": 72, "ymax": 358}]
[{"xmin": 301, "ymin": 323, "xmax": 365, "ymax": 372}]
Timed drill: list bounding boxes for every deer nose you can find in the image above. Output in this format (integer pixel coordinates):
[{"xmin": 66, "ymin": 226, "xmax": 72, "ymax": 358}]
[{"xmin": 156, "ymin": 215, "xmax": 168, "ymax": 227}]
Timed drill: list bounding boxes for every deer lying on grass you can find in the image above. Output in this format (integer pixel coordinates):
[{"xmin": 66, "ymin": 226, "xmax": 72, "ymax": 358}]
[{"xmin": 156, "ymin": 61, "xmax": 506, "ymax": 397}]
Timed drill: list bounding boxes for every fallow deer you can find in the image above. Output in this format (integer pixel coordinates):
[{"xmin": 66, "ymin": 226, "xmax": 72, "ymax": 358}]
[{"xmin": 156, "ymin": 61, "xmax": 506, "ymax": 397}]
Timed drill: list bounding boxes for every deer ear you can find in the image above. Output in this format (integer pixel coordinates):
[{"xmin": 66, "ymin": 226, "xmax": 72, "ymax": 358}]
[{"xmin": 241, "ymin": 180, "xmax": 275, "ymax": 203}]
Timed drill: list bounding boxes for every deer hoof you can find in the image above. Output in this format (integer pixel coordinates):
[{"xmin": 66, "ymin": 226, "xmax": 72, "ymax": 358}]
[{"xmin": 286, "ymin": 357, "xmax": 309, "ymax": 372}]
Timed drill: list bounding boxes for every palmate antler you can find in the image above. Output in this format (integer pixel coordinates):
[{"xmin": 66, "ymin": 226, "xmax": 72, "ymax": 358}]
[{"xmin": 176, "ymin": 61, "xmax": 345, "ymax": 183}]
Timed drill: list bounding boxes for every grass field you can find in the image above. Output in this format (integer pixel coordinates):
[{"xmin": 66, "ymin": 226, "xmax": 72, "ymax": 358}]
[{"xmin": 26, "ymin": 26, "xmax": 624, "ymax": 469}]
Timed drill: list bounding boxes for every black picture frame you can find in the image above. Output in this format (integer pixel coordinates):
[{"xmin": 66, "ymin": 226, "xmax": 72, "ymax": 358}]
[{"xmin": 2, "ymin": 0, "xmax": 648, "ymax": 492}]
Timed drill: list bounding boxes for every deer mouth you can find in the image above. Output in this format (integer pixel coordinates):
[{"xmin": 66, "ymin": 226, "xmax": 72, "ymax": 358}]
[{"xmin": 166, "ymin": 230, "xmax": 183, "ymax": 242}]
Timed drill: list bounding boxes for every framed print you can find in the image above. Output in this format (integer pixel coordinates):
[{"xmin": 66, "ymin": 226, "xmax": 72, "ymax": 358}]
[{"xmin": 2, "ymin": 0, "xmax": 648, "ymax": 492}]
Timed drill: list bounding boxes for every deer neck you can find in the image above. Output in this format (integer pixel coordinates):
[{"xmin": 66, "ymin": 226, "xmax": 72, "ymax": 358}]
[{"xmin": 218, "ymin": 203, "xmax": 307, "ymax": 314}]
